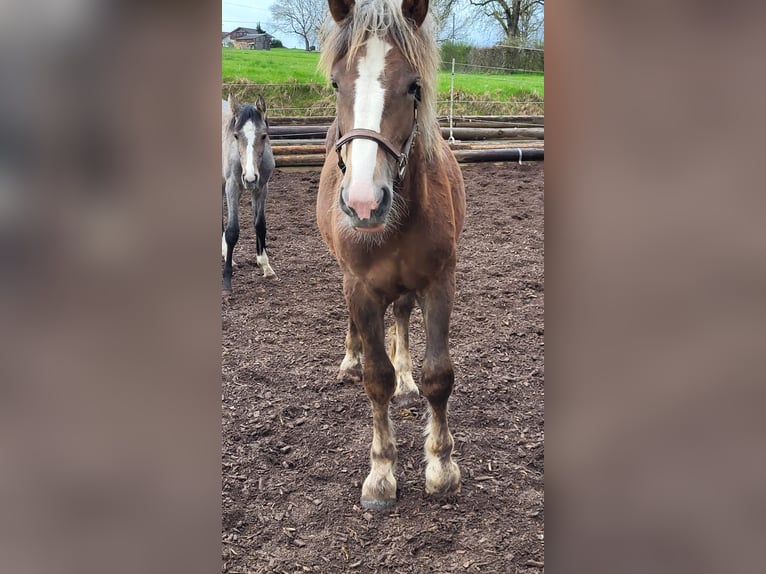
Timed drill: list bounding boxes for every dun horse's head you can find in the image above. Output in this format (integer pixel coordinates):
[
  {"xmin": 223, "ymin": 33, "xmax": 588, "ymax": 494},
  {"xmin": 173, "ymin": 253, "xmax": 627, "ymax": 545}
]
[
  {"xmin": 326, "ymin": 0, "xmax": 430, "ymax": 233},
  {"xmin": 229, "ymin": 94, "xmax": 269, "ymax": 190}
]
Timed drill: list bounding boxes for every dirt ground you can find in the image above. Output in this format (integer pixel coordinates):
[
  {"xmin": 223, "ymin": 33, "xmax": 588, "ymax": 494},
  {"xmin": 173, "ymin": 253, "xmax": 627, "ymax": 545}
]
[{"xmin": 222, "ymin": 161, "xmax": 544, "ymax": 574}]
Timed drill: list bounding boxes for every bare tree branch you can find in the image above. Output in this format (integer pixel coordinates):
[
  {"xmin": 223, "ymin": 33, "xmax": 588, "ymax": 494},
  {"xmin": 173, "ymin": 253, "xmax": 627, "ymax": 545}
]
[
  {"xmin": 270, "ymin": 0, "xmax": 327, "ymax": 51},
  {"xmin": 467, "ymin": 0, "xmax": 543, "ymax": 43}
]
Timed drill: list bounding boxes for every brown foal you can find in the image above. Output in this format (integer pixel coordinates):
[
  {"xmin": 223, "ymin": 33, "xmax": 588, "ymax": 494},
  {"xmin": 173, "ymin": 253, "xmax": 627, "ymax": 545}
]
[{"xmin": 316, "ymin": 0, "xmax": 466, "ymax": 508}]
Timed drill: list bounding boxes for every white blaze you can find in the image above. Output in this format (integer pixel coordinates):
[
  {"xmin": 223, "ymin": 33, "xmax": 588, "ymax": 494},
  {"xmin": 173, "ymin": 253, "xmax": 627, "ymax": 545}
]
[
  {"xmin": 346, "ymin": 36, "xmax": 391, "ymax": 217},
  {"xmin": 242, "ymin": 120, "xmax": 257, "ymax": 183}
]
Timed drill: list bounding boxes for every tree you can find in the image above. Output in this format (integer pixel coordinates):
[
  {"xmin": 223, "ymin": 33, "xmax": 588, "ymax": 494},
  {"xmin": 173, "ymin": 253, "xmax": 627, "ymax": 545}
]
[
  {"xmin": 467, "ymin": 0, "xmax": 543, "ymax": 44},
  {"xmin": 270, "ymin": 0, "xmax": 326, "ymax": 51},
  {"xmin": 432, "ymin": 0, "xmax": 461, "ymax": 33},
  {"xmin": 432, "ymin": 0, "xmax": 501, "ymax": 46}
]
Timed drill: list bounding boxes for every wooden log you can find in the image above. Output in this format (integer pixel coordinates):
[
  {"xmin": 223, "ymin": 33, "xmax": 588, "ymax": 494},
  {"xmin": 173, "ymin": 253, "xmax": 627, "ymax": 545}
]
[
  {"xmin": 274, "ymin": 147, "xmax": 543, "ymax": 167},
  {"xmin": 269, "ymin": 125, "xmax": 544, "ymax": 140},
  {"xmin": 271, "ymin": 144, "xmax": 327, "ymax": 155},
  {"xmin": 269, "ymin": 139, "xmax": 329, "ymax": 147},
  {"xmin": 444, "ymin": 121, "xmax": 543, "ymax": 129},
  {"xmin": 270, "ymin": 119, "xmax": 542, "ymax": 129},
  {"xmin": 446, "ymin": 127, "xmax": 544, "ymax": 140},
  {"xmin": 453, "ymin": 148, "xmax": 544, "ymax": 162},
  {"xmin": 271, "ymin": 140, "xmax": 544, "ymax": 155},
  {"xmin": 269, "ymin": 125, "xmax": 330, "ymax": 138},
  {"xmin": 447, "ymin": 141, "xmax": 544, "ymax": 151},
  {"xmin": 270, "ymin": 115, "xmax": 544, "ymax": 127},
  {"xmin": 275, "ymin": 154, "xmax": 326, "ymax": 167}
]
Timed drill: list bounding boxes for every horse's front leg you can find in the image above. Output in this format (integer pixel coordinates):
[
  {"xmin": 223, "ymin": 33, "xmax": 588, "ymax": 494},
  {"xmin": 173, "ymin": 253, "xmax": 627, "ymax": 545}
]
[
  {"xmin": 222, "ymin": 177, "xmax": 241, "ymax": 293},
  {"xmin": 346, "ymin": 279, "xmax": 397, "ymax": 509},
  {"xmin": 418, "ymin": 276, "xmax": 461, "ymax": 496},
  {"xmin": 252, "ymin": 187, "xmax": 276, "ymax": 278}
]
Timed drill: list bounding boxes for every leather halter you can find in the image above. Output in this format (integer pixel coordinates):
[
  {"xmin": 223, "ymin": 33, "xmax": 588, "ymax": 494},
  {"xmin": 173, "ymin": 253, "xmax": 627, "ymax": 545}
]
[{"xmin": 335, "ymin": 102, "xmax": 418, "ymax": 180}]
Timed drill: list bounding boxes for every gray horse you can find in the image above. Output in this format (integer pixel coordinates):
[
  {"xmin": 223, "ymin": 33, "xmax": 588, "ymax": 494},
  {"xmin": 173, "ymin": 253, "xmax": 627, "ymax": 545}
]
[{"xmin": 222, "ymin": 94, "xmax": 276, "ymax": 293}]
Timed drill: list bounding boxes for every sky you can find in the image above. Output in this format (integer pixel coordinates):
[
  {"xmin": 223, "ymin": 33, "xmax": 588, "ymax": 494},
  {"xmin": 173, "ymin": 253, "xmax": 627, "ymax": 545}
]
[
  {"xmin": 221, "ymin": 1, "xmax": 539, "ymax": 50},
  {"xmin": 222, "ymin": 1, "xmax": 304, "ymax": 49}
]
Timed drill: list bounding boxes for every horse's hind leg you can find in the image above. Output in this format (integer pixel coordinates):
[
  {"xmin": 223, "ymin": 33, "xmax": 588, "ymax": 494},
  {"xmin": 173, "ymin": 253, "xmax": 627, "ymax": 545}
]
[
  {"xmin": 338, "ymin": 275, "xmax": 363, "ymax": 382},
  {"xmin": 252, "ymin": 187, "xmax": 276, "ymax": 278},
  {"xmin": 417, "ymin": 277, "xmax": 461, "ymax": 497},
  {"xmin": 222, "ymin": 177, "xmax": 241, "ymax": 293},
  {"xmin": 387, "ymin": 292, "xmax": 419, "ymax": 407},
  {"xmin": 339, "ymin": 316, "xmax": 363, "ymax": 382}
]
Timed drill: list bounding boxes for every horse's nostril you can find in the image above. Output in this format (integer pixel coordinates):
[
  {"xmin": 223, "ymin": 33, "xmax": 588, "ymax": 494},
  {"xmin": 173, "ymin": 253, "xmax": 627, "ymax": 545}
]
[
  {"xmin": 371, "ymin": 187, "xmax": 392, "ymax": 218},
  {"xmin": 338, "ymin": 186, "xmax": 357, "ymax": 218}
]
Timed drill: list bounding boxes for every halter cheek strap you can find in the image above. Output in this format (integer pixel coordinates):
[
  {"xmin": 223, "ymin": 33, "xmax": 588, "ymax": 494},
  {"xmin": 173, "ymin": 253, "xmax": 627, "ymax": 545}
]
[{"xmin": 335, "ymin": 103, "xmax": 419, "ymax": 180}]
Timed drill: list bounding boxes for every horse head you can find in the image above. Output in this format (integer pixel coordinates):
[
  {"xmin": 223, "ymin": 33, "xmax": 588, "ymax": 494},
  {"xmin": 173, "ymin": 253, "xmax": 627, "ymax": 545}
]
[
  {"xmin": 228, "ymin": 94, "xmax": 269, "ymax": 190},
  {"xmin": 325, "ymin": 0, "xmax": 431, "ymax": 232}
]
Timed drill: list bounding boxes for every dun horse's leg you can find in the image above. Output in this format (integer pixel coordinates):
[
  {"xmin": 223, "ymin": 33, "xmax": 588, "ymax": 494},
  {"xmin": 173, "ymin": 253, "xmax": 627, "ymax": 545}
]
[
  {"xmin": 221, "ymin": 181, "xmax": 226, "ymax": 261},
  {"xmin": 388, "ymin": 292, "xmax": 419, "ymax": 406},
  {"xmin": 418, "ymin": 277, "xmax": 461, "ymax": 496},
  {"xmin": 252, "ymin": 187, "xmax": 276, "ymax": 278},
  {"xmin": 347, "ymin": 278, "xmax": 397, "ymax": 509},
  {"xmin": 222, "ymin": 181, "xmax": 237, "ymax": 267},
  {"xmin": 223, "ymin": 178, "xmax": 241, "ymax": 293}
]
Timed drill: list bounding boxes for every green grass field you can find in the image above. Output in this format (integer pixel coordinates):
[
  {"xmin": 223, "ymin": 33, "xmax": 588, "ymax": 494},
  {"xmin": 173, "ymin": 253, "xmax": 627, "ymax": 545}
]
[{"xmin": 223, "ymin": 47, "xmax": 544, "ymax": 116}]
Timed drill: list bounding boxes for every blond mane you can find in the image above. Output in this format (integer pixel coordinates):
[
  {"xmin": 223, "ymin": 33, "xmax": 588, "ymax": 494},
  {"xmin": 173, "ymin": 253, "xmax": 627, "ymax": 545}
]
[{"xmin": 319, "ymin": 0, "xmax": 441, "ymax": 159}]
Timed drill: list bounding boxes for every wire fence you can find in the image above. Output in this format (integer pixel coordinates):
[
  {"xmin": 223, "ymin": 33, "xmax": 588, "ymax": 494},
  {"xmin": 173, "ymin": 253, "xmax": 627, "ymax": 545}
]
[{"xmin": 222, "ymin": 60, "xmax": 544, "ymax": 117}]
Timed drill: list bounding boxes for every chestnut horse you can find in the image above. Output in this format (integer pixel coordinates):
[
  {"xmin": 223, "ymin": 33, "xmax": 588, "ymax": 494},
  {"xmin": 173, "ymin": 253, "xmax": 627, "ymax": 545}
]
[{"xmin": 317, "ymin": 0, "xmax": 466, "ymax": 508}]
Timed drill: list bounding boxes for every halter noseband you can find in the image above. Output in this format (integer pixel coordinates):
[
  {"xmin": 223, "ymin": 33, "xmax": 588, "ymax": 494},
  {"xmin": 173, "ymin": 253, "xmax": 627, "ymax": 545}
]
[{"xmin": 335, "ymin": 103, "xmax": 418, "ymax": 180}]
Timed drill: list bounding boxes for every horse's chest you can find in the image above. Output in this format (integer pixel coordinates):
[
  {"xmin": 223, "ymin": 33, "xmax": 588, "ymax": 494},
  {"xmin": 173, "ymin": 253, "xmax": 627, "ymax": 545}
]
[{"xmin": 347, "ymin": 249, "xmax": 435, "ymax": 295}]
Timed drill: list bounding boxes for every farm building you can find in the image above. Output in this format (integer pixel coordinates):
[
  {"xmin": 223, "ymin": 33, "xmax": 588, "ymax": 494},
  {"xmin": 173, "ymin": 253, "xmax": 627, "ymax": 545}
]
[{"xmin": 223, "ymin": 26, "xmax": 274, "ymax": 50}]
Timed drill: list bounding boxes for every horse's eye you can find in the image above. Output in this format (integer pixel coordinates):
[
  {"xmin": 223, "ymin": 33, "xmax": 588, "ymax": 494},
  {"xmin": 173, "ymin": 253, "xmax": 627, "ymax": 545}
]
[
  {"xmin": 408, "ymin": 82, "xmax": 421, "ymax": 100},
  {"xmin": 331, "ymin": 81, "xmax": 339, "ymax": 90},
  {"xmin": 261, "ymin": 134, "xmax": 267, "ymax": 141},
  {"xmin": 233, "ymin": 133, "xmax": 239, "ymax": 140}
]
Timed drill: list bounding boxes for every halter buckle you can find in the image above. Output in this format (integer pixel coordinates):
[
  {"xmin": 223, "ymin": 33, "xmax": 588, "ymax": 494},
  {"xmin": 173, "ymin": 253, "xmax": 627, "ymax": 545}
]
[{"xmin": 397, "ymin": 154, "xmax": 408, "ymax": 178}]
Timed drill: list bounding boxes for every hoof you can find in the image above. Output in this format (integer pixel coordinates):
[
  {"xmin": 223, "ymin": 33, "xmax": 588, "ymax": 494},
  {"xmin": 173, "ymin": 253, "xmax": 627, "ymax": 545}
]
[
  {"xmin": 425, "ymin": 460, "xmax": 461, "ymax": 496},
  {"xmin": 392, "ymin": 389, "xmax": 420, "ymax": 409},
  {"xmin": 361, "ymin": 470, "xmax": 397, "ymax": 509},
  {"xmin": 262, "ymin": 267, "xmax": 277, "ymax": 278},
  {"xmin": 337, "ymin": 366, "xmax": 362, "ymax": 383}
]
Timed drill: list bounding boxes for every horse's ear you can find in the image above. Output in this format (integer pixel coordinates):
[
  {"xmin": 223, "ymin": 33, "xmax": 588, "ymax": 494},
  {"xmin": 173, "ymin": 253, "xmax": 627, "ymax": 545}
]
[
  {"xmin": 401, "ymin": 0, "xmax": 429, "ymax": 28},
  {"xmin": 256, "ymin": 94, "xmax": 267, "ymax": 119},
  {"xmin": 328, "ymin": 0, "xmax": 354, "ymax": 22},
  {"xmin": 228, "ymin": 94, "xmax": 240, "ymax": 116}
]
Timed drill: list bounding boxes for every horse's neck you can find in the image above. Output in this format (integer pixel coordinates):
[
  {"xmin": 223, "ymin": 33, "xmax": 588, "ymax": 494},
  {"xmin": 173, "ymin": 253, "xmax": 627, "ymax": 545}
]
[{"xmin": 401, "ymin": 140, "xmax": 432, "ymax": 204}]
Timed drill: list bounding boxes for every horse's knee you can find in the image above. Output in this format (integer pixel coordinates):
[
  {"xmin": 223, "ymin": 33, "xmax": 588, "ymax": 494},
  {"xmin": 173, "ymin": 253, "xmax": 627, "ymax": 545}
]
[
  {"xmin": 225, "ymin": 226, "xmax": 239, "ymax": 247},
  {"xmin": 421, "ymin": 357, "xmax": 454, "ymax": 405},
  {"xmin": 363, "ymin": 358, "xmax": 396, "ymax": 404}
]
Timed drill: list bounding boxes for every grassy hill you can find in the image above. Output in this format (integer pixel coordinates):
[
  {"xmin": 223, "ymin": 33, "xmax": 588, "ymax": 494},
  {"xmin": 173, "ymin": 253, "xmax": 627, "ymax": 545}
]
[{"xmin": 222, "ymin": 47, "xmax": 544, "ymax": 116}]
